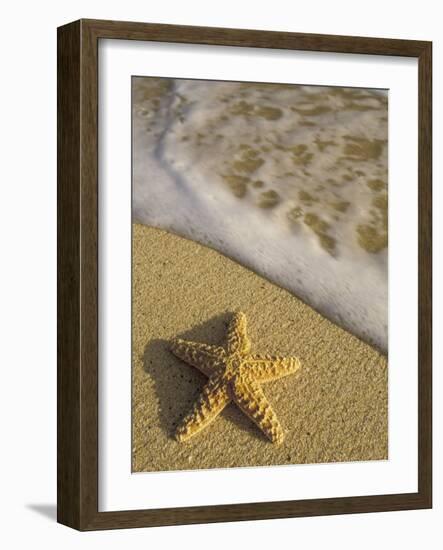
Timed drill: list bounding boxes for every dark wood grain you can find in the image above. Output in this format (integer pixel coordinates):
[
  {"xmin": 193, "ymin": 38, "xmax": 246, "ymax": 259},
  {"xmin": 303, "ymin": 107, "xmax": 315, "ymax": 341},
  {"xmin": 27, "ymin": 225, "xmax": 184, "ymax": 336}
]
[
  {"xmin": 57, "ymin": 20, "xmax": 81, "ymax": 528},
  {"xmin": 84, "ymin": 18, "xmax": 429, "ymax": 56},
  {"xmin": 57, "ymin": 18, "xmax": 432, "ymax": 531},
  {"xmin": 417, "ymin": 42, "xmax": 432, "ymax": 506}
]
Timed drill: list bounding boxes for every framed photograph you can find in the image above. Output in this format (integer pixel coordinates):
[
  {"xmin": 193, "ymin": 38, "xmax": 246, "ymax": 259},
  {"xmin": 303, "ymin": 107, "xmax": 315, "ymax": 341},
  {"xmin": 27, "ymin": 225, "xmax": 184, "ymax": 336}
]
[{"xmin": 57, "ymin": 19, "xmax": 432, "ymax": 530}]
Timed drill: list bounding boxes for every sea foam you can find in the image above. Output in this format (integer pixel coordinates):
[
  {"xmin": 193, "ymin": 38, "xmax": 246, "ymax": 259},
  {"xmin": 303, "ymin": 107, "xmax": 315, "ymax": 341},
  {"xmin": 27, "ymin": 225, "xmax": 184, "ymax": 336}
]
[{"xmin": 132, "ymin": 77, "xmax": 388, "ymax": 352}]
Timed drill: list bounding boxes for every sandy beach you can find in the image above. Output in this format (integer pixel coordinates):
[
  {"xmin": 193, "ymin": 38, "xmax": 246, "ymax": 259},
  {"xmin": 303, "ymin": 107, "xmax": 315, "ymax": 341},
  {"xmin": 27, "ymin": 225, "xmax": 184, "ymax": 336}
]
[{"xmin": 132, "ymin": 223, "xmax": 388, "ymax": 472}]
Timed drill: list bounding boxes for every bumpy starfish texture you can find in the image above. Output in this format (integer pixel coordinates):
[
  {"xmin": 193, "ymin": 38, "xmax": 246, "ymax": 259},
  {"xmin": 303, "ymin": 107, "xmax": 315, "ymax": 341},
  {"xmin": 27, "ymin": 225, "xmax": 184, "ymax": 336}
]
[{"xmin": 170, "ymin": 312, "xmax": 301, "ymax": 444}]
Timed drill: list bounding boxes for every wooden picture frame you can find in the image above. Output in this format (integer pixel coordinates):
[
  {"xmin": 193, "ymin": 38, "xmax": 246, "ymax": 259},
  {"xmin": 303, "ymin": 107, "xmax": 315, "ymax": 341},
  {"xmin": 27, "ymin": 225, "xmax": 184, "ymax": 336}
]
[{"xmin": 57, "ymin": 18, "xmax": 432, "ymax": 530}]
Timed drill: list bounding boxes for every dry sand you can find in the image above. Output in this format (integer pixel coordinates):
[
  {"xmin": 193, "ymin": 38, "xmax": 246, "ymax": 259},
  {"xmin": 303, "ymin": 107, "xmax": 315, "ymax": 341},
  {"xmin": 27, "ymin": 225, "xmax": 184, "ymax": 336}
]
[{"xmin": 132, "ymin": 223, "xmax": 388, "ymax": 472}]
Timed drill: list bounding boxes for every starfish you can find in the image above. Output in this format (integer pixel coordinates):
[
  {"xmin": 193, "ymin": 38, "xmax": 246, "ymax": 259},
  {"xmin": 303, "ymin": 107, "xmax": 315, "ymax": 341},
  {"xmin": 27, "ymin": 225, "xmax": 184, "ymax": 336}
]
[{"xmin": 170, "ymin": 312, "xmax": 301, "ymax": 444}]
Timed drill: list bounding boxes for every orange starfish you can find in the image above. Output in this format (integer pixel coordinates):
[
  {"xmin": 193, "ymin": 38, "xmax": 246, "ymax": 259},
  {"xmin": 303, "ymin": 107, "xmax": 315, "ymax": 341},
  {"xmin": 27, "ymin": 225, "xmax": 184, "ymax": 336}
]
[{"xmin": 170, "ymin": 312, "xmax": 300, "ymax": 444}]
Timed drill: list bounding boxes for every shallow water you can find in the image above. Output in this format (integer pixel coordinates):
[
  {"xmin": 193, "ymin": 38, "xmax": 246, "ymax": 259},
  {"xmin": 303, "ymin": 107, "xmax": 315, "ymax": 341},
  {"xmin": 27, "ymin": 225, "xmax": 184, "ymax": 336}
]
[{"xmin": 132, "ymin": 77, "xmax": 388, "ymax": 352}]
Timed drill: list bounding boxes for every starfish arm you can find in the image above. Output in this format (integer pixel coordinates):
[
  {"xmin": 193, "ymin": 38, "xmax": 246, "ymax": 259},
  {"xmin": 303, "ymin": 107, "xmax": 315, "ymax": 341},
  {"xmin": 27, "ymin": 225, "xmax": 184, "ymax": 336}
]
[
  {"xmin": 230, "ymin": 379, "xmax": 285, "ymax": 444},
  {"xmin": 244, "ymin": 354, "xmax": 301, "ymax": 383},
  {"xmin": 226, "ymin": 311, "xmax": 251, "ymax": 355},
  {"xmin": 175, "ymin": 377, "xmax": 230, "ymax": 442},
  {"xmin": 170, "ymin": 338, "xmax": 225, "ymax": 377}
]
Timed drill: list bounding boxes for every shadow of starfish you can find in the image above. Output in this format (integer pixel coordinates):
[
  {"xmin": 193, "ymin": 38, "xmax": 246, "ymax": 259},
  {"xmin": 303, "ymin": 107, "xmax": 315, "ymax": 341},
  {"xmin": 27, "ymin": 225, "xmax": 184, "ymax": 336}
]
[{"xmin": 142, "ymin": 312, "xmax": 278, "ymax": 443}]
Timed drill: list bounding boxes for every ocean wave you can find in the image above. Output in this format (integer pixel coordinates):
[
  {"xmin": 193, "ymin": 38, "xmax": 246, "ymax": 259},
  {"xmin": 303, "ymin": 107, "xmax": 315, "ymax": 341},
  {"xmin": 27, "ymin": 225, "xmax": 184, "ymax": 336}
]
[{"xmin": 132, "ymin": 77, "xmax": 388, "ymax": 352}]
